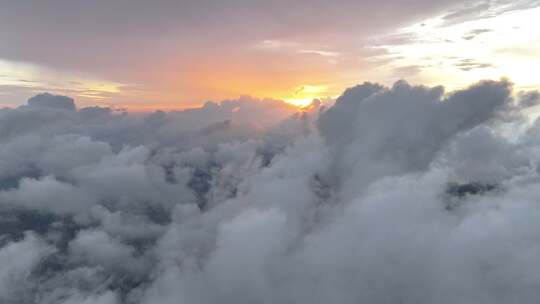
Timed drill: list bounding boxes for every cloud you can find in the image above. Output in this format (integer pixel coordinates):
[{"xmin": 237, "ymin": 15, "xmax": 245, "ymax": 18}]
[
  {"xmin": 442, "ymin": 2, "xmax": 491, "ymax": 24},
  {"xmin": 27, "ymin": 93, "xmax": 76, "ymax": 111},
  {"xmin": 317, "ymin": 79, "xmax": 512, "ymax": 200},
  {"xmin": 517, "ymin": 90, "xmax": 540, "ymax": 107},
  {"xmin": 0, "ymin": 233, "xmax": 56, "ymax": 302},
  {"xmin": 68, "ymin": 229, "xmax": 146, "ymax": 275},
  {"xmin": 462, "ymin": 28, "xmax": 493, "ymax": 40},
  {"xmin": 454, "ymin": 58, "xmax": 495, "ymax": 71},
  {"xmin": 3, "ymin": 79, "xmax": 540, "ymax": 303}
]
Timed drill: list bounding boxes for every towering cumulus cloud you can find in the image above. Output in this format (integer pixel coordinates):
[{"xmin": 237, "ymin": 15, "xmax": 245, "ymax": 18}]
[{"xmin": 1, "ymin": 79, "xmax": 540, "ymax": 303}]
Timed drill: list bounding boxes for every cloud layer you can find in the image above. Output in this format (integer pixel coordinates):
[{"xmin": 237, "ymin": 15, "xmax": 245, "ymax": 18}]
[{"xmin": 2, "ymin": 79, "xmax": 540, "ymax": 303}]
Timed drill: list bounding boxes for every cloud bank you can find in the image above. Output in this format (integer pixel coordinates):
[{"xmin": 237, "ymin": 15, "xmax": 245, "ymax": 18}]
[{"xmin": 2, "ymin": 79, "xmax": 540, "ymax": 303}]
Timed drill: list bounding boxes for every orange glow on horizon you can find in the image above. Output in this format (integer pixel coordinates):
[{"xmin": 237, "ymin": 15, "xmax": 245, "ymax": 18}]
[
  {"xmin": 105, "ymin": 81, "xmax": 334, "ymax": 112},
  {"xmin": 100, "ymin": 96, "xmax": 307, "ymax": 113},
  {"xmin": 106, "ymin": 103, "xmax": 199, "ymax": 113},
  {"xmin": 115, "ymin": 101, "xmax": 305, "ymax": 113},
  {"xmin": 117, "ymin": 96, "xmax": 325, "ymax": 113}
]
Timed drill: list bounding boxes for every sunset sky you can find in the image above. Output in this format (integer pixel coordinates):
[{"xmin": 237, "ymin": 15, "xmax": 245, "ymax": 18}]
[
  {"xmin": 5, "ymin": 2, "xmax": 540, "ymax": 302},
  {"xmin": 1, "ymin": 0, "xmax": 539, "ymax": 109}
]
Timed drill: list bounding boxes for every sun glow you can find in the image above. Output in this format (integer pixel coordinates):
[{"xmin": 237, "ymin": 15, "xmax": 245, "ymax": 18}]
[
  {"xmin": 284, "ymin": 98, "xmax": 315, "ymax": 107},
  {"xmin": 282, "ymin": 84, "xmax": 330, "ymax": 107}
]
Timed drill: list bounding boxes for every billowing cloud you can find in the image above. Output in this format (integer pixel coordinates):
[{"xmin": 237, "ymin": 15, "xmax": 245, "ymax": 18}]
[{"xmin": 2, "ymin": 79, "xmax": 540, "ymax": 303}]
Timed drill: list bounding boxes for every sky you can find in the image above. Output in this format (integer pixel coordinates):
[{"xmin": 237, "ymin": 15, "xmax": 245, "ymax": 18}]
[
  {"xmin": 0, "ymin": 0, "xmax": 539, "ymax": 109},
  {"xmin": 5, "ymin": 2, "xmax": 540, "ymax": 303}
]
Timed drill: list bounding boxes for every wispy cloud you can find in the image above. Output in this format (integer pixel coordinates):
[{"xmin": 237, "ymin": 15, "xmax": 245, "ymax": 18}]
[
  {"xmin": 462, "ymin": 28, "xmax": 493, "ymax": 40},
  {"xmin": 454, "ymin": 58, "xmax": 496, "ymax": 71}
]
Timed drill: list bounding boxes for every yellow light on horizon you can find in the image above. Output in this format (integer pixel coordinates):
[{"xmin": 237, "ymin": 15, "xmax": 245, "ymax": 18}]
[
  {"xmin": 282, "ymin": 84, "xmax": 330, "ymax": 107},
  {"xmin": 284, "ymin": 97, "xmax": 316, "ymax": 107}
]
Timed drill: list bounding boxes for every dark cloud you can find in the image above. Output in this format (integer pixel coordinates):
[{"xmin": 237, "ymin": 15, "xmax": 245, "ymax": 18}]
[{"xmin": 27, "ymin": 93, "xmax": 76, "ymax": 111}]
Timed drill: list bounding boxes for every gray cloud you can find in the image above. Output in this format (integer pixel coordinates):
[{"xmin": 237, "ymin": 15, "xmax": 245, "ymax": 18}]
[
  {"xmin": 27, "ymin": 93, "xmax": 76, "ymax": 111},
  {"xmin": 517, "ymin": 90, "xmax": 540, "ymax": 107}
]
